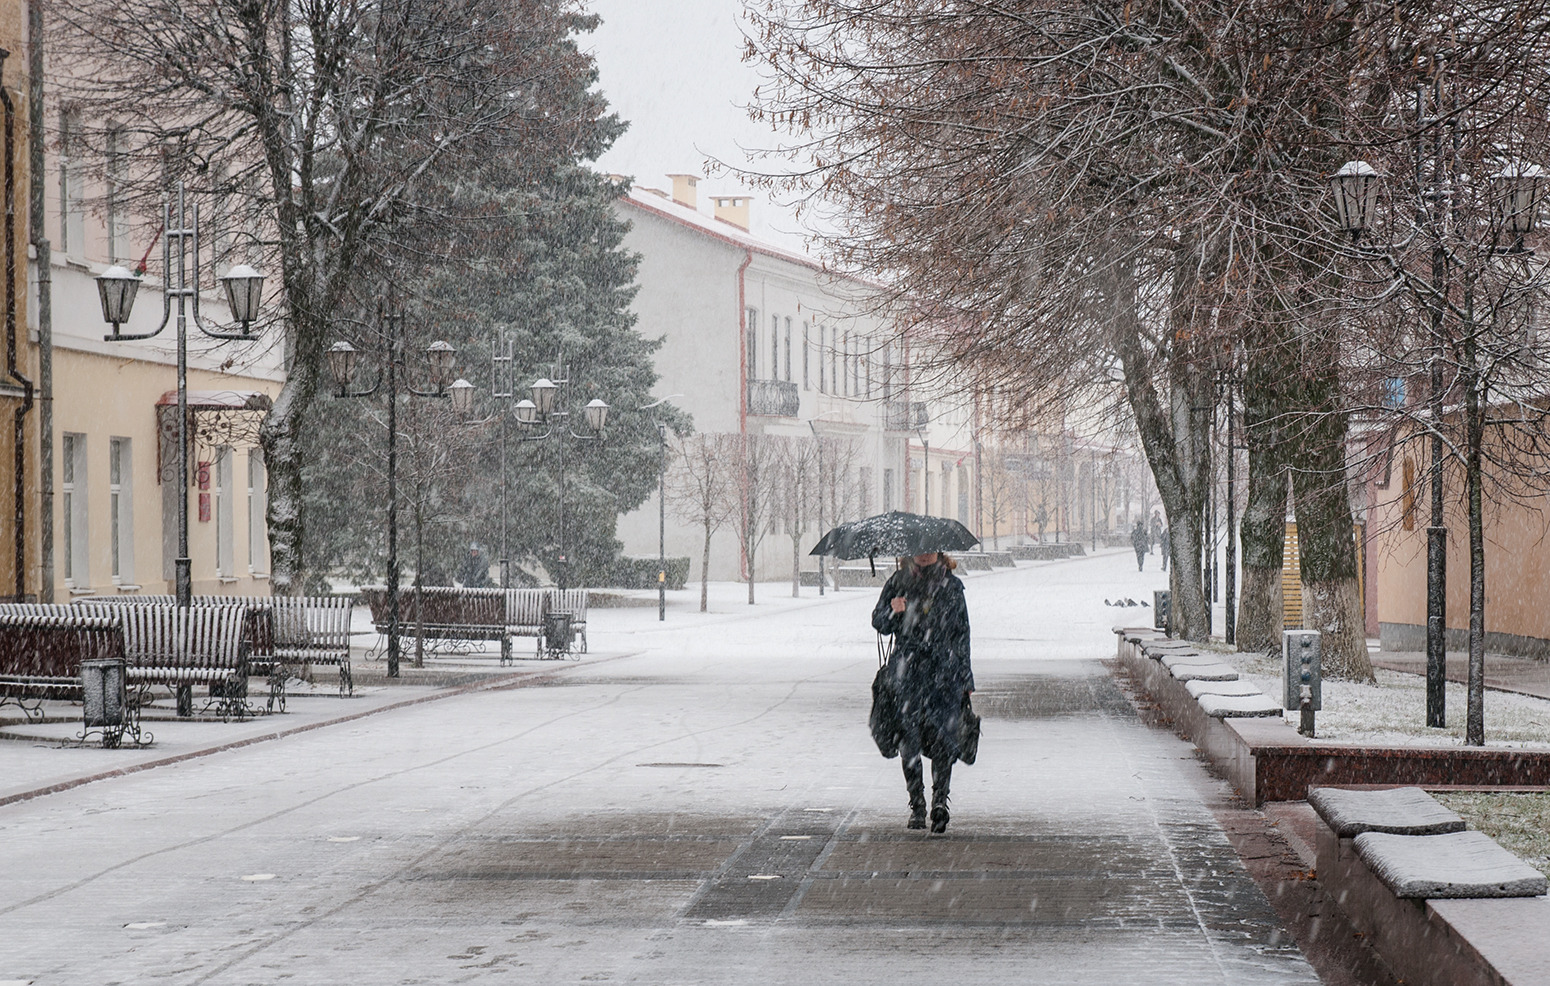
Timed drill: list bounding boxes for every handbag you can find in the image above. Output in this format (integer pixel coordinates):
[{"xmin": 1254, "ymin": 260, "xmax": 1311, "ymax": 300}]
[
  {"xmin": 958, "ymin": 694, "xmax": 981, "ymax": 765},
  {"xmin": 869, "ymin": 636, "xmax": 902, "ymax": 758}
]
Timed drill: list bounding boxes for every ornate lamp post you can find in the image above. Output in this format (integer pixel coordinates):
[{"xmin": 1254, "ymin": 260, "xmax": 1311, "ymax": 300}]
[
  {"xmin": 95, "ymin": 183, "xmax": 267, "ymax": 610},
  {"xmin": 326, "ymin": 301, "xmax": 457, "ymax": 678},
  {"xmin": 513, "ymin": 360, "xmax": 609, "ymax": 591},
  {"xmin": 1329, "ymin": 148, "xmax": 1542, "ymax": 737}
]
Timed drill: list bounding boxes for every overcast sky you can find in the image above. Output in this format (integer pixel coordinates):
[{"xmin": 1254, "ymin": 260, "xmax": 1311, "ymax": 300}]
[{"xmin": 582, "ymin": 0, "xmax": 814, "ymax": 252}]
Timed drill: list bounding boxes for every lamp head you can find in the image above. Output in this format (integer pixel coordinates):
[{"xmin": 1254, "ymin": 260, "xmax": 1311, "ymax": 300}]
[
  {"xmin": 96, "ymin": 265, "xmax": 141, "ymax": 330},
  {"xmin": 584, "ymin": 398, "xmax": 610, "ymax": 433},
  {"xmin": 513, "ymin": 398, "xmax": 539, "ymax": 426},
  {"xmin": 219, "ymin": 264, "xmax": 266, "ymax": 329},
  {"xmin": 530, "ymin": 377, "xmax": 558, "ymax": 416},
  {"xmin": 425, "ymin": 341, "xmax": 456, "ymax": 389},
  {"xmin": 1494, "ymin": 161, "xmax": 1546, "ymax": 236},
  {"xmin": 448, "ymin": 378, "xmax": 475, "ymax": 417},
  {"xmin": 1331, "ymin": 160, "xmax": 1381, "ymax": 239},
  {"xmin": 326, "ymin": 341, "xmax": 358, "ymax": 393}
]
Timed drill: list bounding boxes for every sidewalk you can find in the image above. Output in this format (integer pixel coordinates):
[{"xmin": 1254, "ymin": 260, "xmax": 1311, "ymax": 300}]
[{"xmin": 1372, "ymin": 650, "xmax": 1550, "ymax": 701}]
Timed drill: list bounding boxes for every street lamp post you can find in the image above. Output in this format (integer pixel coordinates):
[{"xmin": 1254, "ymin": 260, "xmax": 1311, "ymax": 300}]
[
  {"xmin": 512, "ymin": 359, "xmax": 609, "ymax": 591},
  {"xmin": 637, "ymin": 395, "xmax": 682, "ymax": 622},
  {"xmin": 326, "ymin": 299, "xmax": 457, "ymax": 679},
  {"xmin": 96, "ymin": 183, "xmax": 266, "ymax": 716},
  {"xmin": 1329, "ymin": 123, "xmax": 1543, "ymax": 734}
]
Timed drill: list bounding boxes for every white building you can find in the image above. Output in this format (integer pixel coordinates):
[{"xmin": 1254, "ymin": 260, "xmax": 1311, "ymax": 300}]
[{"xmin": 613, "ymin": 175, "xmax": 978, "ymax": 583}]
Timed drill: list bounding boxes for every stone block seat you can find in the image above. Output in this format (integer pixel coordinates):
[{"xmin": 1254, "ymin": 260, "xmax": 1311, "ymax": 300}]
[
  {"xmin": 1310, "ymin": 785, "xmax": 1550, "ymax": 986},
  {"xmin": 1158, "ymin": 652, "xmax": 1214, "ymax": 669},
  {"xmin": 1185, "ymin": 678, "xmax": 1264, "ymax": 699},
  {"xmin": 1196, "ymin": 693, "xmax": 1283, "ymax": 718},
  {"xmin": 1356, "ymin": 830, "xmax": 1548, "ymax": 899},
  {"xmin": 1309, "ymin": 786, "xmax": 1466, "ymax": 838},
  {"xmin": 1167, "ymin": 662, "xmax": 1238, "ymax": 682}
]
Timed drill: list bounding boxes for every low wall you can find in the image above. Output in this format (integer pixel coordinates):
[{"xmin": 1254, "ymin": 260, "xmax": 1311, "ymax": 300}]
[
  {"xmin": 1381, "ymin": 621, "xmax": 1550, "ymax": 661},
  {"xmin": 1114, "ymin": 628, "xmax": 1550, "ymax": 804}
]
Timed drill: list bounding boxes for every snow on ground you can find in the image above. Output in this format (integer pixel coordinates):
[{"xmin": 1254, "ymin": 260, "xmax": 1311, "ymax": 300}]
[{"xmin": 1215, "ymin": 646, "xmax": 1550, "ymax": 749}]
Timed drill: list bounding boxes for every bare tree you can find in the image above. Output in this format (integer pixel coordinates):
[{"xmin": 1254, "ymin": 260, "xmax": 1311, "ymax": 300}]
[
  {"xmin": 666, "ymin": 433, "xmax": 735, "ymax": 612},
  {"xmin": 777, "ymin": 436, "xmax": 822, "ymax": 596},
  {"xmin": 726, "ymin": 433, "xmax": 784, "ymax": 604},
  {"xmin": 47, "ymin": 0, "xmax": 613, "ymax": 593}
]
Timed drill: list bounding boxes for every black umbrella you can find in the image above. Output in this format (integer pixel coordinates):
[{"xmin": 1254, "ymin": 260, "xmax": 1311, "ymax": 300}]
[{"xmin": 809, "ymin": 510, "xmax": 979, "ymax": 562}]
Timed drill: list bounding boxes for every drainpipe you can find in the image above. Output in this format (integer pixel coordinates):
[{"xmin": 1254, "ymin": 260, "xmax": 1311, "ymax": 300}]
[
  {"xmin": 0, "ymin": 51, "xmax": 32, "ymax": 599},
  {"xmin": 736, "ymin": 249, "xmax": 751, "ymax": 580},
  {"xmin": 28, "ymin": 0, "xmax": 51, "ymax": 602}
]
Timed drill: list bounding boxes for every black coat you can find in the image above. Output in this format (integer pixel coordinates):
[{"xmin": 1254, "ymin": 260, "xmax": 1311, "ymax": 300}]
[{"xmin": 871, "ymin": 564, "xmax": 974, "ymax": 761}]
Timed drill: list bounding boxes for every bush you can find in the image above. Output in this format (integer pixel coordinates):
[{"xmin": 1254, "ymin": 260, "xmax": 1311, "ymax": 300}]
[{"xmin": 607, "ymin": 556, "xmax": 690, "ymax": 590}]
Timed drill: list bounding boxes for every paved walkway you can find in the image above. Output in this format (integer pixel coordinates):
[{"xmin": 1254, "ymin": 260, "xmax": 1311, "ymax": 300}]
[
  {"xmin": 0, "ymin": 554, "xmax": 1319, "ymax": 984},
  {"xmin": 1373, "ymin": 650, "xmax": 1550, "ymax": 701}
]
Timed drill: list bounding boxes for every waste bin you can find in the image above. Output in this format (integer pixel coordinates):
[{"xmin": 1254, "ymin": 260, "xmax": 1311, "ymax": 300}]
[{"xmin": 543, "ymin": 611, "xmax": 574, "ymax": 657}]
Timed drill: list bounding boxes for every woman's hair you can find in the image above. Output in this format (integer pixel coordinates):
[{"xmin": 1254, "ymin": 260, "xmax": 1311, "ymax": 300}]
[{"xmin": 939, "ymin": 553, "xmax": 958, "ymax": 571}]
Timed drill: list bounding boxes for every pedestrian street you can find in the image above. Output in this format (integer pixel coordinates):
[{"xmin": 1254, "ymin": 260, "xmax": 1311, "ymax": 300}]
[{"xmin": 0, "ymin": 551, "xmax": 1319, "ymax": 985}]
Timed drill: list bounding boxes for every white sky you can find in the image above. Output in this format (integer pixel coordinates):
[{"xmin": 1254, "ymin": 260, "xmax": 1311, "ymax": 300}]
[{"xmin": 582, "ymin": 0, "xmax": 815, "ymax": 252}]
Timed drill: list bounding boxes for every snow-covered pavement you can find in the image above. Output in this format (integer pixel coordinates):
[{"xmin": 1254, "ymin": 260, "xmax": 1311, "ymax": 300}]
[{"xmin": 0, "ymin": 550, "xmax": 1318, "ymax": 984}]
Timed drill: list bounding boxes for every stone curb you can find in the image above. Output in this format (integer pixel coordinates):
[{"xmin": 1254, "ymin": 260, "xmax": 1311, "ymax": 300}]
[{"xmin": 0, "ymin": 653, "xmax": 638, "ymax": 809}]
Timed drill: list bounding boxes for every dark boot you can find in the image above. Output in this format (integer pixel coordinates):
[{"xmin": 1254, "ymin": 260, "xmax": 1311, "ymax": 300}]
[
  {"xmin": 904, "ymin": 757, "xmax": 927, "ymax": 829},
  {"xmin": 930, "ymin": 759, "xmax": 953, "ymax": 834}
]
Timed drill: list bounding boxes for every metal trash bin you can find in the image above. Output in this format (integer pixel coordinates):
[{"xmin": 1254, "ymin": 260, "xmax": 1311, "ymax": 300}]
[
  {"xmin": 543, "ymin": 611, "xmax": 574, "ymax": 658},
  {"xmin": 81, "ymin": 657, "xmax": 127, "ymax": 729}
]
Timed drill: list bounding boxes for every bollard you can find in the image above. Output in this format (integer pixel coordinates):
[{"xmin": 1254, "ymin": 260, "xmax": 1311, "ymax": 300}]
[
  {"xmin": 1153, "ymin": 590, "xmax": 1171, "ymax": 635},
  {"xmin": 1282, "ymin": 630, "xmax": 1322, "ymax": 737}
]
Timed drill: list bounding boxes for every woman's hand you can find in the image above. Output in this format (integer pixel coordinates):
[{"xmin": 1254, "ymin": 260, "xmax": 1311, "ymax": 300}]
[{"xmin": 890, "ymin": 597, "xmax": 907, "ymax": 614}]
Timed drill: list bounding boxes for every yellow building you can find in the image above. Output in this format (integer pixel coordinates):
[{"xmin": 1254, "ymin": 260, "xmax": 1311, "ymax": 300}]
[{"xmin": 34, "ymin": 46, "xmax": 282, "ymax": 599}]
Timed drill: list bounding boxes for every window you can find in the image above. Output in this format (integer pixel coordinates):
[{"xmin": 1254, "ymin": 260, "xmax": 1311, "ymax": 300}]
[
  {"xmin": 865, "ymin": 339, "xmax": 872, "ymax": 397},
  {"xmin": 772, "ymin": 313, "xmax": 779, "ymax": 380},
  {"xmin": 108, "ymin": 438, "xmax": 133, "ymax": 582},
  {"xmin": 841, "ymin": 331, "xmax": 849, "ymax": 396},
  {"xmin": 881, "ymin": 342, "xmax": 893, "ymax": 400},
  {"xmin": 214, "ymin": 448, "xmax": 234, "ymax": 577},
  {"xmin": 883, "ymin": 468, "xmax": 895, "ymax": 512},
  {"xmin": 106, "ymin": 128, "xmax": 128, "ymax": 263},
  {"xmin": 830, "ymin": 331, "xmax": 838, "ymax": 397},
  {"xmin": 859, "ymin": 466, "xmax": 873, "ymax": 516},
  {"xmin": 745, "ymin": 307, "xmax": 758, "ymax": 380},
  {"xmin": 62, "ymin": 433, "xmax": 87, "ymax": 585},
  {"xmin": 802, "ymin": 322, "xmax": 810, "ymax": 390},
  {"xmin": 248, "ymin": 450, "xmax": 267, "ymax": 573},
  {"xmin": 59, "ymin": 108, "xmax": 85, "ymax": 261},
  {"xmin": 958, "ymin": 466, "xmax": 970, "ymax": 524},
  {"xmin": 818, "ymin": 325, "xmax": 826, "ymax": 393},
  {"xmin": 784, "ymin": 317, "xmax": 793, "ymax": 382},
  {"xmin": 853, "ymin": 334, "xmax": 861, "ymax": 395}
]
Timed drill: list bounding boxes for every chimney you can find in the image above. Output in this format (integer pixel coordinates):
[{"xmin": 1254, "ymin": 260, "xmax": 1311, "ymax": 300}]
[
  {"xmin": 668, "ymin": 174, "xmax": 699, "ymax": 210},
  {"xmin": 713, "ymin": 195, "xmax": 751, "ymax": 231}
]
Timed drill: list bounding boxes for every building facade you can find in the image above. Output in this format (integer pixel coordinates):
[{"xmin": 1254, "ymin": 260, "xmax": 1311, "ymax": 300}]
[{"xmin": 612, "ymin": 176, "xmax": 977, "ymax": 584}]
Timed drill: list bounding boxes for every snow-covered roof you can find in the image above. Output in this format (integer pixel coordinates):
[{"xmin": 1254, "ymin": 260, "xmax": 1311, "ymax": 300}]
[{"xmin": 618, "ymin": 185, "xmax": 831, "ymax": 276}]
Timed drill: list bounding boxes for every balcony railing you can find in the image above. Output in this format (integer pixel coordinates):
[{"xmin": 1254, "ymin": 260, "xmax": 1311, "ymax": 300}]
[
  {"xmin": 884, "ymin": 400, "xmax": 928, "ymax": 431},
  {"xmin": 748, "ymin": 378, "xmax": 800, "ymax": 417}
]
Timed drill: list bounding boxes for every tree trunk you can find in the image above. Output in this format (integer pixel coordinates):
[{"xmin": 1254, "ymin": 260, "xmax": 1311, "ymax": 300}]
[
  {"xmin": 1465, "ymin": 333, "xmax": 1486, "ymax": 747},
  {"xmin": 1237, "ymin": 356, "xmax": 1290, "ymax": 653},
  {"xmin": 701, "ymin": 522, "xmax": 712, "ymax": 612},
  {"xmin": 1289, "ymin": 402, "xmax": 1372, "ymax": 681},
  {"xmin": 791, "ymin": 534, "xmax": 800, "ymax": 597},
  {"xmin": 259, "ymin": 377, "xmax": 312, "ymax": 597}
]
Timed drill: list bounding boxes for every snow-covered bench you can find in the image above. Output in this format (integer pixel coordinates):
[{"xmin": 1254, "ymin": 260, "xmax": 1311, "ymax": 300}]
[{"xmin": 1311, "ymin": 786, "xmax": 1549, "ymax": 986}]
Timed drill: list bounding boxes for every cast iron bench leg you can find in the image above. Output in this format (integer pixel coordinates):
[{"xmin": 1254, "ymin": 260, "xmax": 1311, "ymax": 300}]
[{"xmin": 176, "ymin": 683, "xmax": 193, "ymax": 717}]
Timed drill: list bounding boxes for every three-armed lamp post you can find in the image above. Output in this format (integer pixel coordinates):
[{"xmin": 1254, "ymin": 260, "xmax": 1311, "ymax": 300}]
[
  {"xmin": 512, "ymin": 363, "xmax": 609, "ymax": 591},
  {"xmin": 1328, "ymin": 155, "xmax": 1543, "ymax": 733},
  {"xmin": 326, "ymin": 304, "xmax": 458, "ymax": 679},
  {"xmin": 95, "ymin": 183, "xmax": 267, "ymax": 615}
]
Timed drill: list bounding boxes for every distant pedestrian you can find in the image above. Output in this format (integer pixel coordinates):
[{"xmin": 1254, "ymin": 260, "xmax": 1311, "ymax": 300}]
[
  {"xmin": 1160, "ymin": 526, "xmax": 1170, "ymax": 571},
  {"xmin": 1130, "ymin": 520, "xmax": 1148, "ymax": 571},
  {"xmin": 871, "ymin": 552, "xmax": 975, "ymax": 834}
]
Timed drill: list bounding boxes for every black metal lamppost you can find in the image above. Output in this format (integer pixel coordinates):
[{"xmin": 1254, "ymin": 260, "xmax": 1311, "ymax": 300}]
[
  {"xmin": 95, "ymin": 183, "xmax": 267, "ymax": 612},
  {"xmin": 326, "ymin": 302, "xmax": 458, "ymax": 679},
  {"xmin": 1329, "ymin": 144, "xmax": 1543, "ymax": 733},
  {"xmin": 511, "ymin": 360, "xmax": 610, "ymax": 591}
]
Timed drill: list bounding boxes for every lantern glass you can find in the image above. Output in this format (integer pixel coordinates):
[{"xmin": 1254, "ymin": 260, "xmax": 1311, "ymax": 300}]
[
  {"xmin": 448, "ymin": 378, "xmax": 475, "ymax": 416},
  {"xmin": 425, "ymin": 341, "xmax": 455, "ymax": 389},
  {"xmin": 220, "ymin": 264, "xmax": 266, "ymax": 325},
  {"xmin": 531, "ymin": 378, "xmax": 558, "ymax": 415},
  {"xmin": 1494, "ymin": 162, "xmax": 1545, "ymax": 235},
  {"xmin": 96, "ymin": 265, "xmax": 141, "ymax": 326},
  {"xmin": 327, "ymin": 341, "xmax": 358, "ymax": 391},
  {"xmin": 584, "ymin": 398, "xmax": 610, "ymax": 433},
  {"xmin": 1331, "ymin": 160, "xmax": 1380, "ymax": 236},
  {"xmin": 514, "ymin": 399, "xmax": 539, "ymax": 425}
]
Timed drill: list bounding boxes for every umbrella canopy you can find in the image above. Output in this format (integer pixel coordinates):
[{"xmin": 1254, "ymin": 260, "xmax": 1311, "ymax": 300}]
[{"xmin": 809, "ymin": 511, "xmax": 980, "ymax": 561}]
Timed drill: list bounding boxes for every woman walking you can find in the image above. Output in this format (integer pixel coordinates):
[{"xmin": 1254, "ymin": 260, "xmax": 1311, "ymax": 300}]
[{"xmin": 871, "ymin": 552, "xmax": 974, "ymax": 833}]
